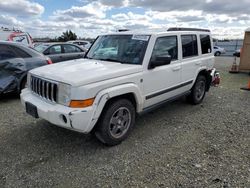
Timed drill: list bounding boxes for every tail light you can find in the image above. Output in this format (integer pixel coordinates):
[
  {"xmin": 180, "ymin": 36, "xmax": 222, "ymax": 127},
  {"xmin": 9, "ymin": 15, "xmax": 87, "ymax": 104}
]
[{"xmin": 46, "ymin": 58, "xmax": 53, "ymax": 64}]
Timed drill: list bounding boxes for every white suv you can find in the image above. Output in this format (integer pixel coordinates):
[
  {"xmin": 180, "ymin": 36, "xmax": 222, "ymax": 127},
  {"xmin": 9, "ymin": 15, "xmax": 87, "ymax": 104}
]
[{"xmin": 21, "ymin": 28, "xmax": 219, "ymax": 145}]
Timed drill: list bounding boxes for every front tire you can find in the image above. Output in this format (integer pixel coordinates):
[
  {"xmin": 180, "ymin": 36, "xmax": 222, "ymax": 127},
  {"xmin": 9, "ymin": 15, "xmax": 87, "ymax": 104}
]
[
  {"xmin": 187, "ymin": 75, "xmax": 207, "ymax": 105},
  {"xmin": 95, "ymin": 99, "xmax": 135, "ymax": 146}
]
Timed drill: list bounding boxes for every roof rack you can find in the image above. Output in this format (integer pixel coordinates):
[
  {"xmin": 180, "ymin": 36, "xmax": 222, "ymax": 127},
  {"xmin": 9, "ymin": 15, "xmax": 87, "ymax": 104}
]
[{"xmin": 167, "ymin": 27, "xmax": 210, "ymax": 32}]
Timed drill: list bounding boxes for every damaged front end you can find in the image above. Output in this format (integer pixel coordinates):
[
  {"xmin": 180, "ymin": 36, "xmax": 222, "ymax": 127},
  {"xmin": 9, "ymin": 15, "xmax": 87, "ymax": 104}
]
[{"xmin": 0, "ymin": 58, "xmax": 27, "ymax": 94}]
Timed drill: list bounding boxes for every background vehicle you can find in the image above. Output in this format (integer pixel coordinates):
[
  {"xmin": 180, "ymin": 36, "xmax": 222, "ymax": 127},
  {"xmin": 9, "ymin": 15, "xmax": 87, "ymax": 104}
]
[
  {"xmin": 0, "ymin": 27, "xmax": 33, "ymax": 47},
  {"xmin": 213, "ymin": 46, "xmax": 226, "ymax": 56},
  {"xmin": 233, "ymin": 48, "xmax": 241, "ymax": 57},
  {"xmin": 0, "ymin": 41, "xmax": 52, "ymax": 94},
  {"xmin": 67, "ymin": 40, "xmax": 92, "ymax": 50},
  {"xmin": 21, "ymin": 28, "xmax": 218, "ymax": 146},
  {"xmin": 34, "ymin": 43, "xmax": 86, "ymax": 63}
]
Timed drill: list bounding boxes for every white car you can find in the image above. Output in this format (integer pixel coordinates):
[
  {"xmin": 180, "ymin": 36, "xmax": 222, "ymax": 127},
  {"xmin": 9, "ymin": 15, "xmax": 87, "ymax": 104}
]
[
  {"xmin": 213, "ymin": 46, "xmax": 226, "ymax": 56},
  {"xmin": 21, "ymin": 28, "xmax": 219, "ymax": 145}
]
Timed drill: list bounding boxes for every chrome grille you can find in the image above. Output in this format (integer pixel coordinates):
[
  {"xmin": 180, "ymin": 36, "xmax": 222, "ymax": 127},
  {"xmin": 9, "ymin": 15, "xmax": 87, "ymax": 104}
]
[{"xmin": 30, "ymin": 76, "xmax": 58, "ymax": 102}]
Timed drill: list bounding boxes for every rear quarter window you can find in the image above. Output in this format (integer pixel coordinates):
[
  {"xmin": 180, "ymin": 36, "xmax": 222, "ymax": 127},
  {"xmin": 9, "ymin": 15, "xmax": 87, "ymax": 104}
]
[
  {"xmin": 9, "ymin": 46, "xmax": 31, "ymax": 58},
  {"xmin": 181, "ymin": 35, "xmax": 198, "ymax": 58},
  {"xmin": 200, "ymin": 35, "xmax": 212, "ymax": 54},
  {"xmin": 0, "ymin": 44, "xmax": 18, "ymax": 61}
]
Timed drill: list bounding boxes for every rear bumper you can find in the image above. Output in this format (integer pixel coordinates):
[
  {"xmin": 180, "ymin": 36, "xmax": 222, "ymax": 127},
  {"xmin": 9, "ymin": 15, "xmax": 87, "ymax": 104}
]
[{"xmin": 21, "ymin": 89, "xmax": 96, "ymax": 133}]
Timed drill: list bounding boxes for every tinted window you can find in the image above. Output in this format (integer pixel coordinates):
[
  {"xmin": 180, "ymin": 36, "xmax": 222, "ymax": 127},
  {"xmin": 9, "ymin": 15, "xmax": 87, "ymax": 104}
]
[
  {"xmin": 200, "ymin": 35, "xmax": 212, "ymax": 54},
  {"xmin": 10, "ymin": 46, "xmax": 31, "ymax": 58},
  {"xmin": 151, "ymin": 36, "xmax": 178, "ymax": 61},
  {"xmin": 63, "ymin": 44, "xmax": 82, "ymax": 53},
  {"xmin": 181, "ymin": 35, "xmax": 198, "ymax": 58},
  {"xmin": 0, "ymin": 44, "xmax": 17, "ymax": 60},
  {"xmin": 48, "ymin": 45, "xmax": 62, "ymax": 54}
]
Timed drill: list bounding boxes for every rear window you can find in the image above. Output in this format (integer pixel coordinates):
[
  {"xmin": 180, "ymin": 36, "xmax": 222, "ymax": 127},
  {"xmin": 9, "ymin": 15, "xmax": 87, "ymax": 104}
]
[
  {"xmin": 9, "ymin": 46, "xmax": 31, "ymax": 58},
  {"xmin": 181, "ymin": 35, "xmax": 198, "ymax": 58},
  {"xmin": 12, "ymin": 35, "xmax": 29, "ymax": 45},
  {"xmin": 200, "ymin": 35, "xmax": 212, "ymax": 54}
]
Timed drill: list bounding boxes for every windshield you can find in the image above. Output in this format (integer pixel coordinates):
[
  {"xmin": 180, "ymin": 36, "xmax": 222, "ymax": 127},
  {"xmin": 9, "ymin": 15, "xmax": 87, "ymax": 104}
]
[
  {"xmin": 86, "ymin": 34, "xmax": 150, "ymax": 65},
  {"xmin": 34, "ymin": 44, "xmax": 50, "ymax": 52}
]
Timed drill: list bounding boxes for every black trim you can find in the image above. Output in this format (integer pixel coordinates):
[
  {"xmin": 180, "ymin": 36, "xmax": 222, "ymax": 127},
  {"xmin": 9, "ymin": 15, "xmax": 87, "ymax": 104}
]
[
  {"xmin": 145, "ymin": 80, "xmax": 193, "ymax": 100},
  {"xmin": 140, "ymin": 91, "xmax": 191, "ymax": 115}
]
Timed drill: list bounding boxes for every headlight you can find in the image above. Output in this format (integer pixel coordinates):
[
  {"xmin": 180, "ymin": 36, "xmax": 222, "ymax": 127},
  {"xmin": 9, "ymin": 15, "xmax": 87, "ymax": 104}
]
[{"xmin": 57, "ymin": 83, "xmax": 71, "ymax": 106}]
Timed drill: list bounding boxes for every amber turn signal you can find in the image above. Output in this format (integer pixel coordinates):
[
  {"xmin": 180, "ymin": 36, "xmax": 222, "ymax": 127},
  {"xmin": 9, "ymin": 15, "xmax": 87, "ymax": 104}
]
[{"xmin": 69, "ymin": 98, "xmax": 95, "ymax": 108}]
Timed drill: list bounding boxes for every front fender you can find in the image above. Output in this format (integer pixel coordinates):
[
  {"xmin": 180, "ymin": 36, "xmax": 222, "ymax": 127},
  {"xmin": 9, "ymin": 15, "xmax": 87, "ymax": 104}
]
[{"xmin": 89, "ymin": 83, "xmax": 143, "ymax": 129}]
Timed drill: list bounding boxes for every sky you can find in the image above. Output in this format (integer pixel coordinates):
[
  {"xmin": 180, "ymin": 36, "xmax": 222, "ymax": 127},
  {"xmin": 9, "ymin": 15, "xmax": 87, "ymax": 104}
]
[{"xmin": 0, "ymin": 0, "xmax": 249, "ymax": 39}]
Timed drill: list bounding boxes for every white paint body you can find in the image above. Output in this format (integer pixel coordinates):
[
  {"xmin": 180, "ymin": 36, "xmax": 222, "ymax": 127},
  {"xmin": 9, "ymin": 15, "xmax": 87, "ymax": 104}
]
[{"xmin": 21, "ymin": 30, "xmax": 215, "ymax": 133}]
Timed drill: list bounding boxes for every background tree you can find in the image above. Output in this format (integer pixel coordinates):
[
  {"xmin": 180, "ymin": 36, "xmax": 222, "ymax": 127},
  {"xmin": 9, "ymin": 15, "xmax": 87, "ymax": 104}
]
[{"xmin": 58, "ymin": 30, "xmax": 77, "ymax": 42}]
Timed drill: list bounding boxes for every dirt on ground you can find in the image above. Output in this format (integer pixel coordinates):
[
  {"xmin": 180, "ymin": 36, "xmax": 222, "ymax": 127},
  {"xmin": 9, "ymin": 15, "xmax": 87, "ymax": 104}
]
[{"xmin": 0, "ymin": 57, "xmax": 249, "ymax": 188}]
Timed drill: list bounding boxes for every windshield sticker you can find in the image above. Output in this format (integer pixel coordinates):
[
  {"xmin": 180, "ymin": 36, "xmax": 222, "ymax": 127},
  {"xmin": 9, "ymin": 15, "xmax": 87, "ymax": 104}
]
[{"xmin": 132, "ymin": 35, "xmax": 150, "ymax": 41}]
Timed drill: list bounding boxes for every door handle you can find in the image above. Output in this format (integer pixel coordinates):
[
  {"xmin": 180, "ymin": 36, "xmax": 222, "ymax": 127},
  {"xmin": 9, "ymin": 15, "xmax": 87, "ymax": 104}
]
[
  {"xmin": 172, "ymin": 66, "xmax": 181, "ymax": 71},
  {"xmin": 195, "ymin": 62, "xmax": 202, "ymax": 65}
]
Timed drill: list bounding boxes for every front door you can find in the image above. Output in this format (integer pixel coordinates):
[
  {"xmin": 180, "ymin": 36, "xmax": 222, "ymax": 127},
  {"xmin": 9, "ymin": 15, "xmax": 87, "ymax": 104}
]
[{"xmin": 143, "ymin": 35, "xmax": 182, "ymax": 109}]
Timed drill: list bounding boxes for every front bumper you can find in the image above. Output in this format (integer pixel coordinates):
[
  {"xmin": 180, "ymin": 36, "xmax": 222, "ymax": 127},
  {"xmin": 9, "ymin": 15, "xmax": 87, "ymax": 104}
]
[{"xmin": 21, "ymin": 89, "xmax": 95, "ymax": 133}]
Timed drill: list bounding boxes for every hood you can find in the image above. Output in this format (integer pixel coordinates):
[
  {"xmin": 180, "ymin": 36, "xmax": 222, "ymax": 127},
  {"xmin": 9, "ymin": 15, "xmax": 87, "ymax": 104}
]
[{"xmin": 30, "ymin": 59, "xmax": 143, "ymax": 86}]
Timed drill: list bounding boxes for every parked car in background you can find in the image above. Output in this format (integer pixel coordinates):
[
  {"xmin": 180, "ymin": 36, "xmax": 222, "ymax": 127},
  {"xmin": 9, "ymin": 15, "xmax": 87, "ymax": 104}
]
[
  {"xmin": 0, "ymin": 27, "xmax": 33, "ymax": 47},
  {"xmin": 213, "ymin": 46, "xmax": 226, "ymax": 56},
  {"xmin": 0, "ymin": 41, "xmax": 52, "ymax": 94},
  {"xmin": 233, "ymin": 48, "xmax": 241, "ymax": 57},
  {"xmin": 67, "ymin": 40, "xmax": 92, "ymax": 50},
  {"xmin": 34, "ymin": 43, "xmax": 86, "ymax": 63}
]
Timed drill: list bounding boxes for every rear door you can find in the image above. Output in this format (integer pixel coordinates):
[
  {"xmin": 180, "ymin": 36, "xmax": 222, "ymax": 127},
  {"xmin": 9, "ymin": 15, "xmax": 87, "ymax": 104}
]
[
  {"xmin": 44, "ymin": 45, "xmax": 63, "ymax": 63},
  {"xmin": 62, "ymin": 44, "xmax": 85, "ymax": 61},
  {"xmin": 178, "ymin": 35, "xmax": 199, "ymax": 93}
]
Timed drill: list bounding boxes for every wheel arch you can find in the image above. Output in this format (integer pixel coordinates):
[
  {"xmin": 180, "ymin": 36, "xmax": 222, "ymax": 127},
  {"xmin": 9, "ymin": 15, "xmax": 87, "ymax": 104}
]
[
  {"xmin": 17, "ymin": 73, "xmax": 27, "ymax": 93},
  {"xmin": 89, "ymin": 83, "xmax": 143, "ymax": 131},
  {"xmin": 196, "ymin": 69, "xmax": 212, "ymax": 91}
]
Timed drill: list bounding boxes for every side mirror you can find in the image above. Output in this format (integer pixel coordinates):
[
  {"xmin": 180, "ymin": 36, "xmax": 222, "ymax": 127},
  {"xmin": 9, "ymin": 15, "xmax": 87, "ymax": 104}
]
[{"xmin": 149, "ymin": 55, "xmax": 172, "ymax": 69}]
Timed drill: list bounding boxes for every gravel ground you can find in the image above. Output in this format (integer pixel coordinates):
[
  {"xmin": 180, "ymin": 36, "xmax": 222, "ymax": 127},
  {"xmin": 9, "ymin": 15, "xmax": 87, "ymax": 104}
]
[{"xmin": 0, "ymin": 57, "xmax": 249, "ymax": 188}]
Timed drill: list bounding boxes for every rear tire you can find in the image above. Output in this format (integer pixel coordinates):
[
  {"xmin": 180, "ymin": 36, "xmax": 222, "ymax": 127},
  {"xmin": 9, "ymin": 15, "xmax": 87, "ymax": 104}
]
[
  {"xmin": 187, "ymin": 75, "xmax": 206, "ymax": 105},
  {"xmin": 215, "ymin": 51, "xmax": 221, "ymax": 56},
  {"xmin": 95, "ymin": 99, "xmax": 135, "ymax": 146}
]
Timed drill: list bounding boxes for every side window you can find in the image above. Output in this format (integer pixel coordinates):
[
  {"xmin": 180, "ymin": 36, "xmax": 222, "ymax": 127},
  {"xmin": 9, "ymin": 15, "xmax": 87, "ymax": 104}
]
[
  {"xmin": 181, "ymin": 35, "xmax": 198, "ymax": 58},
  {"xmin": 200, "ymin": 35, "xmax": 212, "ymax": 54},
  {"xmin": 48, "ymin": 45, "xmax": 62, "ymax": 55},
  {"xmin": 0, "ymin": 44, "xmax": 17, "ymax": 61},
  {"xmin": 9, "ymin": 46, "xmax": 31, "ymax": 58},
  {"xmin": 63, "ymin": 45, "xmax": 82, "ymax": 53},
  {"xmin": 151, "ymin": 36, "xmax": 178, "ymax": 61}
]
